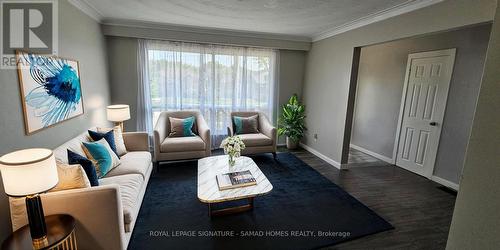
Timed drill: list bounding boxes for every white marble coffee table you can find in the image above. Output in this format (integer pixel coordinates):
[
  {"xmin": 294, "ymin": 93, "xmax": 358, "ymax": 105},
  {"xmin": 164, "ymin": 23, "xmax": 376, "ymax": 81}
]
[{"xmin": 197, "ymin": 155, "xmax": 273, "ymax": 216}]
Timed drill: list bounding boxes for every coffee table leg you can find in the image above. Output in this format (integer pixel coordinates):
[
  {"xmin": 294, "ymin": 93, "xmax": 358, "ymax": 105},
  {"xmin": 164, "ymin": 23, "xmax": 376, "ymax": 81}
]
[{"xmin": 208, "ymin": 197, "xmax": 255, "ymax": 217}]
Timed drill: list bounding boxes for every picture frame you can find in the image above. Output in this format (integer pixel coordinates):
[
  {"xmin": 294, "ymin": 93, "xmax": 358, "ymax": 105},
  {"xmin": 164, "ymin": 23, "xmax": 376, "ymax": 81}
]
[{"xmin": 16, "ymin": 50, "xmax": 85, "ymax": 135}]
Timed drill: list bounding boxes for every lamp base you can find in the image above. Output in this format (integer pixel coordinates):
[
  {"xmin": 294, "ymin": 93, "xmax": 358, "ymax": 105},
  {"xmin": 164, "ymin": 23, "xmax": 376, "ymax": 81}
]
[
  {"xmin": 25, "ymin": 194, "xmax": 48, "ymax": 249},
  {"xmin": 114, "ymin": 121, "xmax": 124, "ymax": 132},
  {"xmin": 32, "ymin": 235, "xmax": 49, "ymax": 249}
]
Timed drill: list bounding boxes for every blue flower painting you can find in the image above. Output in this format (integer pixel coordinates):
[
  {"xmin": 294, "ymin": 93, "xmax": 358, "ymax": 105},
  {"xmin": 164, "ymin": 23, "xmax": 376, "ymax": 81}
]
[{"xmin": 16, "ymin": 51, "xmax": 84, "ymax": 134}]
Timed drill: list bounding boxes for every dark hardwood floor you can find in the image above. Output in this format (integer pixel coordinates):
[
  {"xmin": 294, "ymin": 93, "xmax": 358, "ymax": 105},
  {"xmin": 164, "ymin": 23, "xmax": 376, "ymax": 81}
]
[{"xmin": 280, "ymin": 147, "xmax": 457, "ymax": 250}]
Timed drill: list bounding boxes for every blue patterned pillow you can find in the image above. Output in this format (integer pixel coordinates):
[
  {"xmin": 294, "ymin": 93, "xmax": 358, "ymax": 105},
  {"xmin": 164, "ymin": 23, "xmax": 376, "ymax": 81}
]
[
  {"xmin": 88, "ymin": 130, "xmax": 118, "ymax": 157},
  {"xmin": 67, "ymin": 149, "xmax": 99, "ymax": 186}
]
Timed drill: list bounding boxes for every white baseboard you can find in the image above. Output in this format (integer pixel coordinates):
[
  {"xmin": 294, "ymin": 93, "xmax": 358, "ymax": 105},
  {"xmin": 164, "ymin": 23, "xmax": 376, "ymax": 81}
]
[
  {"xmin": 299, "ymin": 143, "xmax": 344, "ymax": 170},
  {"xmin": 277, "ymin": 143, "xmax": 286, "ymax": 147},
  {"xmin": 349, "ymin": 144, "xmax": 394, "ymax": 164},
  {"xmin": 431, "ymin": 176, "xmax": 459, "ymax": 191}
]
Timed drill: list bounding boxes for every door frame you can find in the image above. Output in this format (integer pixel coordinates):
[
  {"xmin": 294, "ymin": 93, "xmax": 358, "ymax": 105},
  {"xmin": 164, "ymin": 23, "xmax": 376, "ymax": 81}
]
[{"xmin": 392, "ymin": 48, "xmax": 456, "ymax": 178}]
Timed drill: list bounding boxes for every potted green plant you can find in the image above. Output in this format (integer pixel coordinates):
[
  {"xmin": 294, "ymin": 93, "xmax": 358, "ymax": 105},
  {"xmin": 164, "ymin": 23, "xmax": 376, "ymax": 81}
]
[{"xmin": 278, "ymin": 94, "xmax": 306, "ymax": 149}]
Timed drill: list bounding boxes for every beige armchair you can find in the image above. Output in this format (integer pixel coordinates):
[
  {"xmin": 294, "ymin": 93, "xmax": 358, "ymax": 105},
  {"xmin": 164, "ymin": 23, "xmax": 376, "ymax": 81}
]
[
  {"xmin": 154, "ymin": 111, "xmax": 211, "ymax": 169},
  {"xmin": 227, "ymin": 111, "xmax": 277, "ymax": 158}
]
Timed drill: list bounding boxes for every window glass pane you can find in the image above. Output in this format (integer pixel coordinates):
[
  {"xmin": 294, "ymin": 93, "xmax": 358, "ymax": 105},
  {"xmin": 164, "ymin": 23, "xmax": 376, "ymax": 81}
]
[{"xmin": 146, "ymin": 41, "xmax": 275, "ymax": 146}]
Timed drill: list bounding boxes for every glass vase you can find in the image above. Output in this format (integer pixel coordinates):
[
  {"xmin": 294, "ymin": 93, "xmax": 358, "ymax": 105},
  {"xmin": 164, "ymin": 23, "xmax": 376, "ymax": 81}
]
[{"xmin": 228, "ymin": 154, "xmax": 236, "ymax": 167}]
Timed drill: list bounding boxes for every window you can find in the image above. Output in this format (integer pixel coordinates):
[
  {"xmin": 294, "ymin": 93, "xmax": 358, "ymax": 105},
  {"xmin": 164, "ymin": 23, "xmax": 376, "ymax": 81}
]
[{"xmin": 141, "ymin": 40, "xmax": 277, "ymax": 147}]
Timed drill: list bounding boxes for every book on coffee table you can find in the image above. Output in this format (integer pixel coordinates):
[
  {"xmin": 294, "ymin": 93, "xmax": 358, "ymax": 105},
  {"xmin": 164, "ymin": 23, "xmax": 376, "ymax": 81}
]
[{"xmin": 216, "ymin": 170, "xmax": 257, "ymax": 191}]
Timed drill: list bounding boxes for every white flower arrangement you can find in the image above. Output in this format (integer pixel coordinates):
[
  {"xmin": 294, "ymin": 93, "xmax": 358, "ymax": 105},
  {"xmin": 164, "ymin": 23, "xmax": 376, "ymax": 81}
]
[{"xmin": 220, "ymin": 136, "xmax": 246, "ymax": 166}]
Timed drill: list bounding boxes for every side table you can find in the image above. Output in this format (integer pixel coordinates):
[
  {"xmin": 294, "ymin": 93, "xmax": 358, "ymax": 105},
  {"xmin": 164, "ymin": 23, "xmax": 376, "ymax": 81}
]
[{"xmin": 2, "ymin": 214, "xmax": 77, "ymax": 250}]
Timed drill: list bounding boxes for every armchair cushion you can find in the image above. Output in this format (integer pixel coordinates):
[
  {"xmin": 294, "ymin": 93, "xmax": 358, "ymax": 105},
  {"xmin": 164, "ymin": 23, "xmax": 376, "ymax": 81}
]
[
  {"xmin": 161, "ymin": 136, "xmax": 206, "ymax": 153},
  {"xmin": 233, "ymin": 115, "xmax": 259, "ymax": 134},
  {"xmin": 168, "ymin": 116, "xmax": 196, "ymax": 137},
  {"xmin": 238, "ymin": 133, "xmax": 273, "ymax": 147}
]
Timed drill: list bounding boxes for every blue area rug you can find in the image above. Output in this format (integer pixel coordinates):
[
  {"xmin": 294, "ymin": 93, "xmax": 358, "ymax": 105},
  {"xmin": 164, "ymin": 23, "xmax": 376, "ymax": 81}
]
[{"xmin": 128, "ymin": 153, "xmax": 393, "ymax": 250}]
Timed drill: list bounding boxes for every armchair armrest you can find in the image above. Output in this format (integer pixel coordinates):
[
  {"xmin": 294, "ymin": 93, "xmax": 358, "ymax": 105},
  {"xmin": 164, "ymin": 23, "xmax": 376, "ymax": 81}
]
[
  {"xmin": 123, "ymin": 132, "xmax": 149, "ymax": 151},
  {"xmin": 10, "ymin": 185, "xmax": 125, "ymax": 250},
  {"xmin": 259, "ymin": 116, "xmax": 277, "ymax": 147},
  {"xmin": 227, "ymin": 126, "xmax": 234, "ymax": 136},
  {"xmin": 197, "ymin": 116, "xmax": 211, "ymax": 153},
  {"xmin": 154, "ymin": 113, "xmax": 169, "ymax": 161}
]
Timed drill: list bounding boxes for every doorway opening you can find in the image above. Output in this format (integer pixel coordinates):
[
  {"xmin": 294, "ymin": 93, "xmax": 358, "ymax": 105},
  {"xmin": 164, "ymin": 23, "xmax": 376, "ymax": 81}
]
[{"xmin": 340, "ymin": 23, "xmax": 492, "ymax": 191}]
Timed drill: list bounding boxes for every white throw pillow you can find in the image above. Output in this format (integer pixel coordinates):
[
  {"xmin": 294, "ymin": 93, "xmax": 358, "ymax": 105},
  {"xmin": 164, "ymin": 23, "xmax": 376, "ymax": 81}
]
[
  {"xmin": 97, "ymin": 126, "xmax": 127, "ymax": 156},
  {"xmin": 50, "ymin": 163, "xmax": 91, "ymax": 192}
]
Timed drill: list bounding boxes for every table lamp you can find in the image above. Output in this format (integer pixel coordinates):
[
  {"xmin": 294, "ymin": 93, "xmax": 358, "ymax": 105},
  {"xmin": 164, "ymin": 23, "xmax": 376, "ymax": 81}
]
[
  {"xmin": 0, "ymin": 148, "xmax": 58, "ymax": 249},
  {"xmin": 107, "ymin": 104, "xmax": 130, "ymax": 131}
]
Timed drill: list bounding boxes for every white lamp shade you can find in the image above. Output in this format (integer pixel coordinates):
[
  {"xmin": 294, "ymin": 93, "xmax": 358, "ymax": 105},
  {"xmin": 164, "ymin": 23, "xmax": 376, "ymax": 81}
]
[
  {"xmin": 0, "ymin": 148, "xmax": 58, "ymax": 197},
  {"xmin": 107, "ymin": 104, "xmax": 131, "ymax": 122}
]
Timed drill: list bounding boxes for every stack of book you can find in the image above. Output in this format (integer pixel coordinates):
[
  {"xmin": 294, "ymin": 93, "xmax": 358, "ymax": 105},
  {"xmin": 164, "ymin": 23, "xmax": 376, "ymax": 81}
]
[{"xmin": 216, "ymin": 170, "xmax": 257, "ymax": 190}]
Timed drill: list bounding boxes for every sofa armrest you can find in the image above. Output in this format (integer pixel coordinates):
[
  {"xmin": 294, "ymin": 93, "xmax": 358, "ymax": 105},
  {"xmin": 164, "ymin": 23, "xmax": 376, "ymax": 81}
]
[
  {"xmin": 123, "ymin": 132, "xmax": 149, "ymax": 152},
  {"xmin": 260, "ymin": 116, "xmax": 277, "ymax": 148},
  {"xmin": 10, "ymin": 185, "xmax": 126, "ymax": 250},
  {"xmin": 197, "ymin": 116, "xmax": 211, "ymax": 153}
]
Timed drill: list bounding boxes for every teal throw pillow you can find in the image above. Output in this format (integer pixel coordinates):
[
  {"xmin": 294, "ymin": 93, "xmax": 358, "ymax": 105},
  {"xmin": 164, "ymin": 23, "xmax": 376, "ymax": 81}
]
[
  {"xmin": 168, "ymin": 116, "xmax": 196, "ymax": 137},
  {"xmin": 233, "ymin": 115, "xmax": 259, "ymax": 134},
  {"xmin": 82, "ymin": 139, "xmax": 120, "ymax": 178}
]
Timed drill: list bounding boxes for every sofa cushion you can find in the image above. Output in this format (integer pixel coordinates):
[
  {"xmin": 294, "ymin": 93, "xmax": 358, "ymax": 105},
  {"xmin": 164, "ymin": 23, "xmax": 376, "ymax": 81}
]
[
  {"xmin": 88, "ymin": 130, "xmax": 119, "ymax": 157},
  {"xmin": 50, "ymin": 163, "xmax": 91, "ymax": 192},
  {"xmin": 82, "ymin": 139, "xmax": 121, "ymax": 178},
  {"xmin": 97, "ymin": 126, "xmax": 128, "ymax": 156},
  {"xmin": 238, "ymin": 133, "xmax": 272, "ymax": 147},
  {"xmin": 161, "ymin": 136, "xmax": 206, "ymax": 153},
  {"xmin": 105, "ymin": 152, "xmax": 151, "ymax": 179},
  {"xmin": 67, "ymin": 149, "xmax": 99, "ymax": 186},
  {"xmin": 99, "ymin": 174, "xmax": 143, "ymax": 228},
  {"xmin": 54, "ymin": 130, "xmax": 93, "ymax": 163}
]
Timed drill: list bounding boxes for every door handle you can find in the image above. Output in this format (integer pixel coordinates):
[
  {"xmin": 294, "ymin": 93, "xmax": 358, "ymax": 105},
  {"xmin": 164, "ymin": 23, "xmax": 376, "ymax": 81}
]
[{"xmin": 429, "ymin": 122, "xmax": 437, "ymax": 126}]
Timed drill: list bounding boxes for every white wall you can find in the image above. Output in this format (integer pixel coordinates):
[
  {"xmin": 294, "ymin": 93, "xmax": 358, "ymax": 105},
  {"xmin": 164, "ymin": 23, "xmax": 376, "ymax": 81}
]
[
  {"xmin": 302, "ymin": 0, "xmax": 496, "ymax": 166},
  {"xmin": 0, "ymin": 0, "xmax": 111, "ymax": 241},
  {"xmin": 446, "ymin": 3, "xmax": 500, "ymax": 248}
]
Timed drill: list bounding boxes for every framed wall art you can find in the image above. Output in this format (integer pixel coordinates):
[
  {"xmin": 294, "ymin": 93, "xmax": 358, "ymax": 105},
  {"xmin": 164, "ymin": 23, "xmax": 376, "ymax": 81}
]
[{"xmin": 16, "ymin": 51, "xmax": 84, "ymax": 134}]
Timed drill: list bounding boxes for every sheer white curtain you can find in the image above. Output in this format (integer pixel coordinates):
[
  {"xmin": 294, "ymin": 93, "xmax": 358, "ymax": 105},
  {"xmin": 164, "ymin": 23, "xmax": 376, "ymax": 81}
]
[
  {"xmin": 138, "ymin": 39, "xmax": 277, "ymax": 148},
  {"xmin": 136, "ymin": 40, "xmax": 153, "ymax": 136}
]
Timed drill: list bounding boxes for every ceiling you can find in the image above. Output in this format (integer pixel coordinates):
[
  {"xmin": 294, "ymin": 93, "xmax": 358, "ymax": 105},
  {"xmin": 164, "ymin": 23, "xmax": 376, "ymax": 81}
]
[{"xmin": 78, "ymin": 0, "xmax": 440, "ymax": 41}]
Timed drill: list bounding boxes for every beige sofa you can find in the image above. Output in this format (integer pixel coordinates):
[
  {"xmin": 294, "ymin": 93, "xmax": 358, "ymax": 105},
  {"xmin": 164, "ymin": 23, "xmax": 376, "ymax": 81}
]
[
  {"xmin": 153, "ymin": 110, "xmax": 211, "ymax": 168},
  {"xmin": 9, "ymin": 129, "xmax": 151, "ymax": 250},
  {"xmin": 227, "ymin": 111, "xmax": 277, "ymax": 158}
]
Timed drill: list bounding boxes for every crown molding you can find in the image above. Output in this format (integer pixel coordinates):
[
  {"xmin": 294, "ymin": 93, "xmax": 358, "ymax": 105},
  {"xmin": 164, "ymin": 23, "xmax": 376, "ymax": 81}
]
[
  {"xmin": 67, "ymin": 0, "xmax": 103, "ymax": 22},
  {"xmin": 68, "ymin": 0, "xmax": 444, "ymax": 44},
  {"xmin": 102, "ymin": 19, "xmax": 311, "ymax": 43},
  {"xmin": 312, "ymin": 0, "xmax": 444, "ymax": 42}
]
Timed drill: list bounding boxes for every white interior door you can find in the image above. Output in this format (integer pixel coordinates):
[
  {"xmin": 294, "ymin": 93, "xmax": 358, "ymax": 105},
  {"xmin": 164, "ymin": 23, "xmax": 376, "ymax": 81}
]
[{"xmin": 395, "ymin": 49, "xmax": 456, "ymax": 178}]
